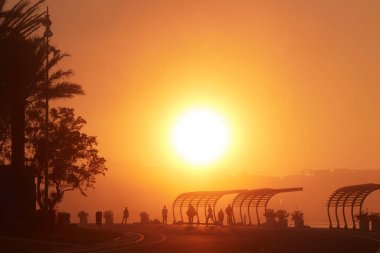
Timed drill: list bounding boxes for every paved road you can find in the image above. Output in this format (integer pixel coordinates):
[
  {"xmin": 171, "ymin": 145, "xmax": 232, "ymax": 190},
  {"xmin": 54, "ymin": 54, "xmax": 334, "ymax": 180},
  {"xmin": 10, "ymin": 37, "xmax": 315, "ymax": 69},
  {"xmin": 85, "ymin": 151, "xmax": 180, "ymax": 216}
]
[{"xmin": 99, "ymin": 225, "xmax": 380, "ymax": 253}]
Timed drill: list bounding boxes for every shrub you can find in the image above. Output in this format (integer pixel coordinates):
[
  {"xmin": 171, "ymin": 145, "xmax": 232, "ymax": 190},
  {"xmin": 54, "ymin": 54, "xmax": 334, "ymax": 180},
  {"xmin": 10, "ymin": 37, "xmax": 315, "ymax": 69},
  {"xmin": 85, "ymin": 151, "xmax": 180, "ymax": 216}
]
[
  {"xmin": 56, "ymin": 212, "xmax": 71, "ymax": 228},
  {"xmin": 369, "ymin": 213, "xmax": 380, "ymax": 232},
  {"xmin": 151, "ymin": 218, "xmax": 161, "ymax": 224},
  {"xmin": 264, "ymin": 209, "xmax": 276, "ymax": 224},
  {"xmin": 291, "ymin": 210, "xmax": 304, "ymax": 228},
  {"xmin": 275, "ymin": 209, "xmax": 289, "ymax": 228},
  {"xmin": 291, "ymin": 210, "xmax": 304, "ymax": 221},
  {"xmin": 355, "ymin": 210, "xmax": 370, "ymax": 231},
  {"xmin": 355, "ymin": 210, "xmax": 369, "ymax": 221},
  {"xmin": 275, "ymin": 209, "xmax": 289, "ymax": 222}
]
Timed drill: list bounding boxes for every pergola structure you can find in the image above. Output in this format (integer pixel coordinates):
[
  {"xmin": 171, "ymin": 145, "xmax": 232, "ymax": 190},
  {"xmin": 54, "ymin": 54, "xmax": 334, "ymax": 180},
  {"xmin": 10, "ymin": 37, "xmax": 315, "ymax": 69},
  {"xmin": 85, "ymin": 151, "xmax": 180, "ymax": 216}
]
[
  {"xmin": 172, "ymin": 190, "xmax": 242, "ymax": 224},
  {"xmin": 172, "ymin": 187, "xmax": 303, "ymax": 225},
  {"xmin": 231, "ymin": 188, "xmax": 303, "ymax": 225},
  {"xmin": 327, "ymin": 183, "xmax": 380, "ymax": 229}
]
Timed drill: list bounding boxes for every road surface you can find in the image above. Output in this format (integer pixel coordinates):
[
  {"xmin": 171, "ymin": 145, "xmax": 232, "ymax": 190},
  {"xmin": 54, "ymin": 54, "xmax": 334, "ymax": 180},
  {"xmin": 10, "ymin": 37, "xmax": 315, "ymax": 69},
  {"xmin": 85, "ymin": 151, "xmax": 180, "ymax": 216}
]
[{"xmin": 85, "ymin": 225, "xmax": 380, "ymax": 253}]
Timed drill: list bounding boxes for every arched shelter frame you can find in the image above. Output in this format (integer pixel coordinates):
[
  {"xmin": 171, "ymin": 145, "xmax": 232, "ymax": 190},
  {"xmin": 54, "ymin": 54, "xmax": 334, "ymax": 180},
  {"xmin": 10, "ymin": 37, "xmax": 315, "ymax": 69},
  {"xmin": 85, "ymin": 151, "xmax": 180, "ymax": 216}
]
[
  {"xmin": 240, "ymin": 193, "xmax": 256, "ymax": 224},
  {"xmin": 231, "ymin": 188, "xmax": 302, "ymax": 225},
  {"xmin": 327, "ymin": 183, "xmax": 380, "ymax": 230},
  {"xmin": 341, "ymin": 190, "xmax": 364, "ymax": 229},
  {"xmin": 350, "ymin": 191, "xmax": 368, "ymax": 229},
  {"xmin": 231, "ymin": 190, "xmax": 249, "ymax": 223},
  {"xmin": 253, "ymin": 194, "xmax": 265, "ymax": 225},
  {"xmin": 173, "ymin": 187, "xmax": 303, "ymax": 225},
  {"xmin": 247, "ymin": 194, "xmax": 261, "ymax": 224},
  {"xmin": 194, "ymin": 194, "xmax": 207, "ymax": 224},
  {"xmin": 232, "ymin": 190, "xmax": 263, "ymax": 225},
  {"xmin": 335, "ymin": 191, "xmax": 351, "ymax": 228},
  {"xmin": 204, "ymin": 194, "xmax": 216, "ymax": 217},
  {"xmin": 172, "ymin": 190, "xmax": 244, "ymax": 224},
  {"xmin": 187, "ymin": 193, "xmax": 203, "ymax": 223}
]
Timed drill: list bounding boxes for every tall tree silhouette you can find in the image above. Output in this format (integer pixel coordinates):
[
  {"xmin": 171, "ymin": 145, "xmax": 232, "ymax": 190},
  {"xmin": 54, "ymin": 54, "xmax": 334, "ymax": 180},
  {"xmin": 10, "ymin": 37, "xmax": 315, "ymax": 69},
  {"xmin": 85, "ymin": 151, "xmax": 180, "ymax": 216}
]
[
  {"xmin": 1, "ymin": 0, "xmax": 45, "ymax": 169},
  {"xmin": 0, "ymin": 0, "xmax": 84, "ymax": 171},
  {"xmin": 25, "ymin": 106, "xmax": 107, "ymax": 211}
]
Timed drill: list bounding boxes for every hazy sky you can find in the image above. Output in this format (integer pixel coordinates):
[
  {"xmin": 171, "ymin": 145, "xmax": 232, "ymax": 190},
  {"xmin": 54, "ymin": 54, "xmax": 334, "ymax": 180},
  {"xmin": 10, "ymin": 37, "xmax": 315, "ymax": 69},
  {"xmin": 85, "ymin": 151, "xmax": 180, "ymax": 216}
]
[{"xmin": 19, "ymin": 0, "xmax": 380, "ymax": 221}]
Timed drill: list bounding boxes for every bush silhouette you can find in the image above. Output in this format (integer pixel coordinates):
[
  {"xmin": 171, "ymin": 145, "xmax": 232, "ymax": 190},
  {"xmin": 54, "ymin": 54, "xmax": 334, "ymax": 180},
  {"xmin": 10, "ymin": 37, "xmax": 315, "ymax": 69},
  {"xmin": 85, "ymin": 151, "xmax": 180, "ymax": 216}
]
[{"xmin": 56, "ymin": 212, "xmax": 71, "ymax": 228}]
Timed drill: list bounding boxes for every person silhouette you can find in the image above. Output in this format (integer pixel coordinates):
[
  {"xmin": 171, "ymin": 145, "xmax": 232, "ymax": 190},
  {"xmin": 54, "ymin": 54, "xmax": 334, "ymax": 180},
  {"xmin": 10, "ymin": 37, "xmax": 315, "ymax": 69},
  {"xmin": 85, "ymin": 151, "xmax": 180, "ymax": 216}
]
[
  {"xmin": 225, "ymin": 204, "xmax": 233, "ymax": 225},
  {"xmin": 206, "ymin": 204, "xmax": 215, "ymax": 226},
  {"xmin": 122, "ymin": 207, "xmax": 129, "ymax": 224},
  {"xmin": 162, "ymin": 205, "xmax": 168, "ymax": 227},
  {"xmin": 218, "ymin": 208, "xmax": 224, "ymax": 226},
  {"xmin": 186, "ymin": 204, "xmax": 196, "ymax": 228}
]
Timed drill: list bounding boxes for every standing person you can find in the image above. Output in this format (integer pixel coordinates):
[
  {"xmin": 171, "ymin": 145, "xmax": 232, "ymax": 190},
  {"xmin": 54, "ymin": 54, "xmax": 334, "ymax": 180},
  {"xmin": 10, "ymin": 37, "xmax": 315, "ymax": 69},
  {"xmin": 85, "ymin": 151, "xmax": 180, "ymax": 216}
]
[
  {"xmin": 186, "ymin": 204, "xmax": 196, "ymax": 228},
  {"xmin": 225, "ymin": 205, "xmax": 230, "ymax": 224},
  {"xmin": 225, "ymin": 204, "xmax": 232, "ymax": 225},
  {"xmin": 206, "ymin": 204, "xmax": 215, "ymax": 226},
  {"xmin": 229, "ymin": 204, "xmax": 234, "ymax": 224},
  {"xmin": 122, "ymin": 206, "xmax": 129, "ymax": 224},
  {"xmin": 162, "ymin": 205, "xmax": 168, "ymax": 227},
  {"xmin": 218, "ymin": 208, "xmax": 224, "ymax": 226}
]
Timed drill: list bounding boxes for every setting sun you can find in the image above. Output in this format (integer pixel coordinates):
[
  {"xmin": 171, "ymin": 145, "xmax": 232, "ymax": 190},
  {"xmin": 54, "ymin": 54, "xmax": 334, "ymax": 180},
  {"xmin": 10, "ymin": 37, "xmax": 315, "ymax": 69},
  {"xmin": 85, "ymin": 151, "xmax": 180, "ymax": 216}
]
[{"xmin": 171, "ymin": 108, "xmax": 230, "ymax": 166}]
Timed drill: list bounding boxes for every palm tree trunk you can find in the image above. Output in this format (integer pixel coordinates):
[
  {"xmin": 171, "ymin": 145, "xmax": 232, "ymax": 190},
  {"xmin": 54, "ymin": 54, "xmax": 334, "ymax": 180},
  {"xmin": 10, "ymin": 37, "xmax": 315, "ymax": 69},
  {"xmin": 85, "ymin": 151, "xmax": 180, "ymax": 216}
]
[
  {"xmin": 10, "ymin": 96, "xmax": 36, "ymax": 221},
  {"xmin": 10, "ymin": 98, "xmax": 25, "ymax": 171}
]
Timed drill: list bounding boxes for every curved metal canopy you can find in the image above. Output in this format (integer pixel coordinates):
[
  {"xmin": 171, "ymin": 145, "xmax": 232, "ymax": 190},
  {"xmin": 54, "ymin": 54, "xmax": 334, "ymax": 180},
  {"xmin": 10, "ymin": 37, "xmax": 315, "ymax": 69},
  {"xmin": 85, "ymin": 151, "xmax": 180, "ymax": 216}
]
[
  {"xmin": 231, "ymin": 187, "xmax": 303, "ymax": 225},
  {"xmin": 172, "ymin": 187, "xmax": 303, "ymax": 225},
  {"xmin": 327, "ymin": 183, "xmax": 380, "ymax": 229}
]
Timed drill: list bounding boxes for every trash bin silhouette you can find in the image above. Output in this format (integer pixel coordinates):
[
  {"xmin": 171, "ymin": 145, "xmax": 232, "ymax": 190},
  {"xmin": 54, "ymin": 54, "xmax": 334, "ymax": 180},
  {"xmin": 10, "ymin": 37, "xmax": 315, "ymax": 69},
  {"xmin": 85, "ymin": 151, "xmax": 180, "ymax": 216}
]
[{"xmin": 96, "ymin": 211, "xmax": 102, "ymax": 227}]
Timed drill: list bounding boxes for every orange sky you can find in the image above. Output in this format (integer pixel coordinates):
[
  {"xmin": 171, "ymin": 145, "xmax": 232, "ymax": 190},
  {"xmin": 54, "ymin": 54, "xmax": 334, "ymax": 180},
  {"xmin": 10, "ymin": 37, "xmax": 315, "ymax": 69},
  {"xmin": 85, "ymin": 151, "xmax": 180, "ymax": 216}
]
[{"xmin": 23, "ymin": 0, "xmax": 380, "ymax": 222}]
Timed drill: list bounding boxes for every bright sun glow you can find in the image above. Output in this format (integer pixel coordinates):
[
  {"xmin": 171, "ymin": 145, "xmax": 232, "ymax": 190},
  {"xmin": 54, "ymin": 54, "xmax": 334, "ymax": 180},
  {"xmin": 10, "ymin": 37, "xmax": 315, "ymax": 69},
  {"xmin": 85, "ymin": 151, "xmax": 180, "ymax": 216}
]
[{"xmin": 171, "ymin": 108, "xmax": 230, "ymax": 166}]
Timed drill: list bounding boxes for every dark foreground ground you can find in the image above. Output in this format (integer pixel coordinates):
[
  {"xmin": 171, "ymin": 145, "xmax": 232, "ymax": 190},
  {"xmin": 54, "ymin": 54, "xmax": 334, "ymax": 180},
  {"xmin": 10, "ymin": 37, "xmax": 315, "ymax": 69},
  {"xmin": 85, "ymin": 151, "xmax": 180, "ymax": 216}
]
[
  {"xmin": 1, "ymin": 224, "xmax": 380, "ymax": 253},
  {"xmin": 126, "ymin": 225, "xmax": 380, "ymax": 253}
]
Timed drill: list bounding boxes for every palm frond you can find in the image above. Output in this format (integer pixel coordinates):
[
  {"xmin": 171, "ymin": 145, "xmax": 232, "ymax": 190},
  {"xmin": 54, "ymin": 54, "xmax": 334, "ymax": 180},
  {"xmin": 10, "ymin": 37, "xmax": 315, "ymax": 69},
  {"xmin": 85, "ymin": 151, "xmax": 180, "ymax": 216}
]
[
  {"xmin": 48, "ymin": 82, "xmax": 85, "ymax": 100},
  {"xmin": 0, "ymin": 0, "xmax": 45, "ymax": 38},
  {"xmin": 49, "ymin": 69, "xmax": 74, "ymax": 83},
  {"xmin": 47, "ymin": 50, "xmax": 71, "ymax": 70}
]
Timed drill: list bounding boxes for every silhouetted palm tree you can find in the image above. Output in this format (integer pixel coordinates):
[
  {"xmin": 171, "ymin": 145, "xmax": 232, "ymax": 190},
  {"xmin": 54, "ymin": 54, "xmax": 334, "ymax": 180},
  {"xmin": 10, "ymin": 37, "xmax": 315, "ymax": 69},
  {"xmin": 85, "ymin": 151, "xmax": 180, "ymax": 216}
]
[
  {"xmin": 1, "ymin": 0, "xmax": 45, "ymax": 168},
  {"xmin": 0, "ymin": 0, "xmax": 84, "ymax": 170}
]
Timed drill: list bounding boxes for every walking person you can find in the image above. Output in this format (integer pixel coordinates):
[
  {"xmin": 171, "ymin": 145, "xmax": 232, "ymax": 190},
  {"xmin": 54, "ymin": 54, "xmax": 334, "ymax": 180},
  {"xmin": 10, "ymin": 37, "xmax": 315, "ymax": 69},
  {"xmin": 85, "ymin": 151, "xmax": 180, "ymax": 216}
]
[
  {"xmin": 206, "ymin": 204, "xmax": 215, "ymax": 226},
  {"xmin": 218, "ymin": 208, "xmax": 224, "ymax": 226},
  {"xmin": 162, "ymin": 205, "xmax": 168, "ymax": 227},
  {"xmin": 122, "ymin": 206, "xmax": 129, "ymax": 224},
  {"xmin": 186, "ymin": 204, "xmax": 196, "ymax": 228}
]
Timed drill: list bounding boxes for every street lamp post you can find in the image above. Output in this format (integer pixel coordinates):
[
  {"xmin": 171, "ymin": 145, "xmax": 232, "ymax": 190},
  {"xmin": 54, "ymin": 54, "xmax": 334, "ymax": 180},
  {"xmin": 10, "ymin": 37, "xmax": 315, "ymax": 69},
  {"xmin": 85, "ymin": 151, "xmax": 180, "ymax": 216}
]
[{"xmin": 42, "ymin": 7, "xmax": 52, "ymax": 214}]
